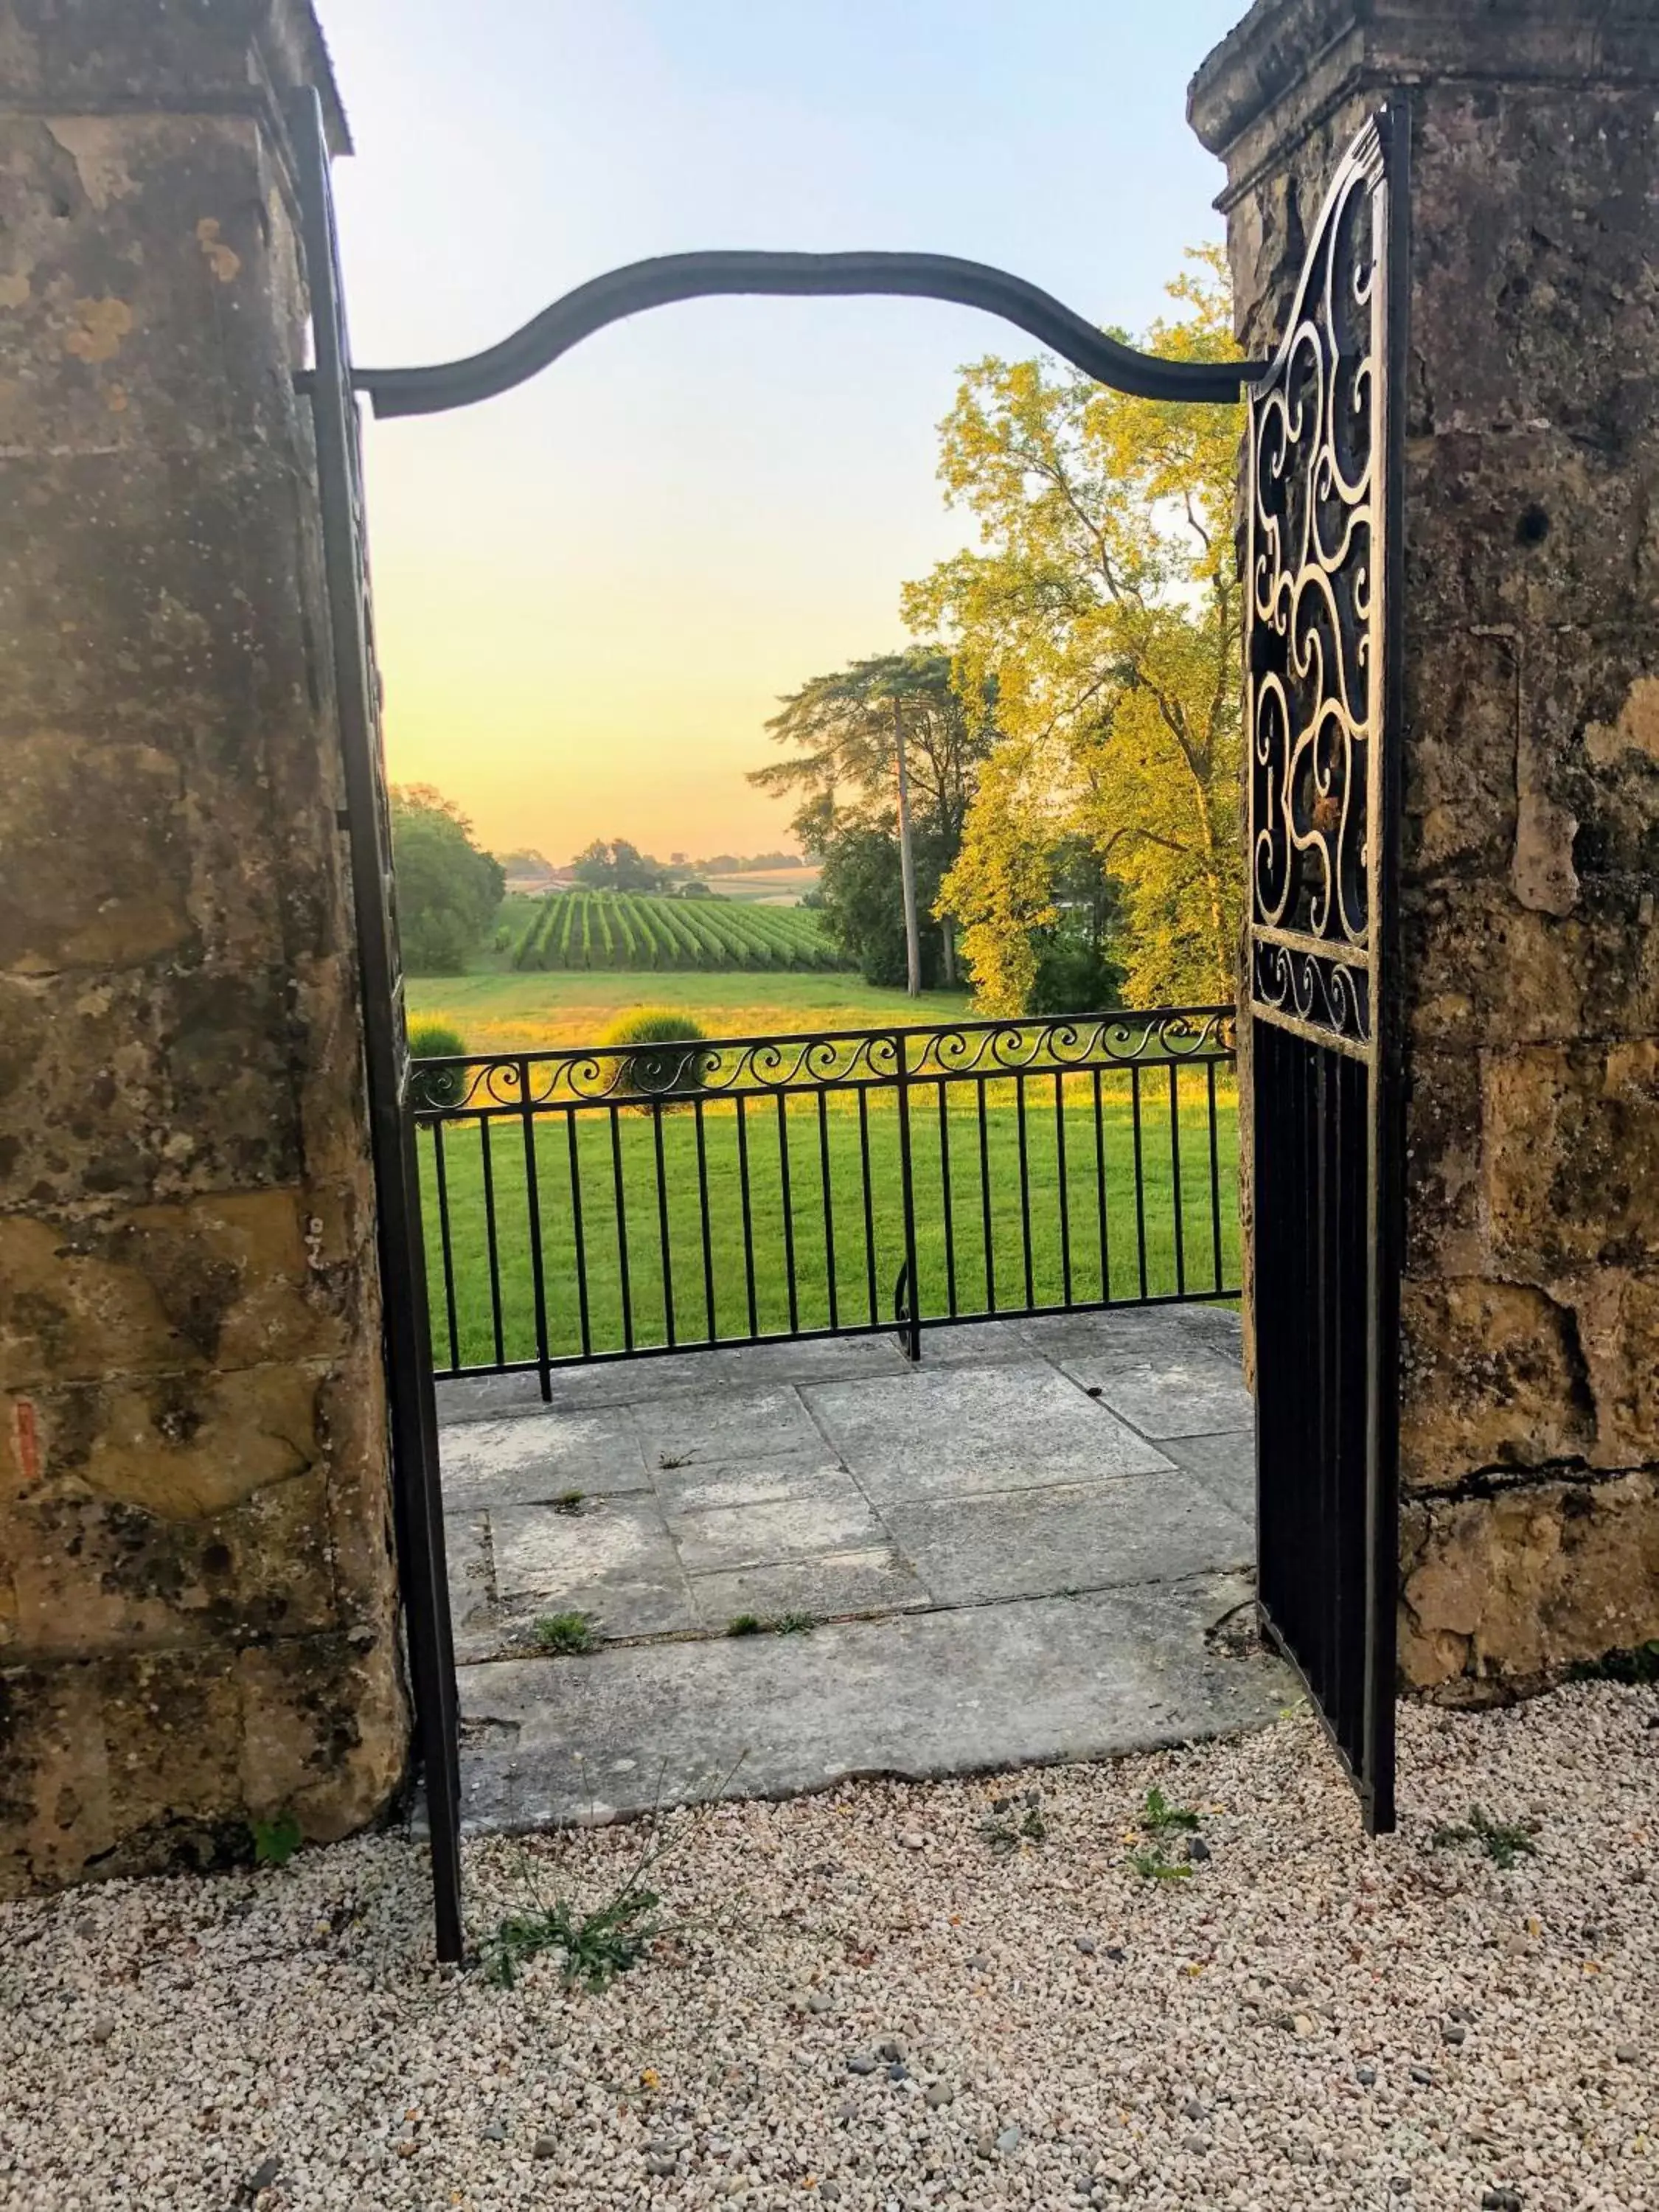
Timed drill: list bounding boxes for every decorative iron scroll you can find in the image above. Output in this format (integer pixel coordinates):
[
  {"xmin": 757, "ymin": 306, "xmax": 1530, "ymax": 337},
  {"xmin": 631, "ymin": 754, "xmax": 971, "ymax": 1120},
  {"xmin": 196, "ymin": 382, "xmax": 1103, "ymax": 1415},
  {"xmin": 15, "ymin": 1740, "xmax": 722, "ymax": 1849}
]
[
  {"xmin": 410, "ymin": 1007, "xmax": 1235, "ymax": 1117},
  {"xmin": 1246, "ymin": 118, "xmax": 1392, "ymax": 1060}
]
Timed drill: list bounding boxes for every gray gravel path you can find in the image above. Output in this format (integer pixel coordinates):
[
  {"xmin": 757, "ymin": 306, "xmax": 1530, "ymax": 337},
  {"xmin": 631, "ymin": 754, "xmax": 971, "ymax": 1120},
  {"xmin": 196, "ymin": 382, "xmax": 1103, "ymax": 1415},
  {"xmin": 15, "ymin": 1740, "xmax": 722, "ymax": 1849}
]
[{"xmin": 3, "ymin": 1684, "xmax": 1655, "ymax": 2211}]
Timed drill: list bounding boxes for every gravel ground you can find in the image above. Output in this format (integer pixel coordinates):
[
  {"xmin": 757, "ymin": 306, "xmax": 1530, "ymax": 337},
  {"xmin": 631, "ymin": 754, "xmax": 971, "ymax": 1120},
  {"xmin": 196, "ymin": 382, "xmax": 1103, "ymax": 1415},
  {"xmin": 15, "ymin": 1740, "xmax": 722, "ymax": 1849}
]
[{"xmin": 2, "ymin": 1683, "xmax": 1655, "ymax": 2212}]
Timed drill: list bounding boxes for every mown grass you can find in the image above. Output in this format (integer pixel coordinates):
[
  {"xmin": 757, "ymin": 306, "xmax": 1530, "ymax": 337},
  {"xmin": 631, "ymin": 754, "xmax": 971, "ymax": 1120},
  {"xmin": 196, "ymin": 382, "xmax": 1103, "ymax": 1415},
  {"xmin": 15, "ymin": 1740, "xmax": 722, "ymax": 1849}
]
[
  {"xmin": 405, "ymin": 967, "xmax": 974, "ymax": 1057},
  {"xmin": 417, "ymin": 1068, "xmax": 1238, "ymax": 1371}
]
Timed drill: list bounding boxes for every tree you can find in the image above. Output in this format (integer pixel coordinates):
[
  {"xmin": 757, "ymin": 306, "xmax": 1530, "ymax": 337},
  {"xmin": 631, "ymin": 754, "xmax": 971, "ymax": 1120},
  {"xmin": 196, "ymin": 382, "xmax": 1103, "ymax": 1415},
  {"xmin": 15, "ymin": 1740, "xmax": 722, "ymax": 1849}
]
[
  {"xmin": 572, "ymin": 838, "xmax": 662, "ymax": 891},
  {"xmin": 904, "ymin": 252, "xmax": 1244, "ymax": 1009},
  {"xmin": 749, "ymin": 648, "xmax": 995, "ymax": 990},
  {"xmin": 390, "ymin": 785, "xmax": 506, "ymax": 975}
]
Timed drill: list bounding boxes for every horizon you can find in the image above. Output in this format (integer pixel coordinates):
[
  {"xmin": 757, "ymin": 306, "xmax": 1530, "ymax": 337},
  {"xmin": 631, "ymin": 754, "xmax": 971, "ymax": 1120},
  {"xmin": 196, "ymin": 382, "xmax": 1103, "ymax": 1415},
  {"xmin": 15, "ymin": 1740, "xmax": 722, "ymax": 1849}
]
[{"xmin": 326, "ymin": 1, "xmax": 1242, "ymax": 859}]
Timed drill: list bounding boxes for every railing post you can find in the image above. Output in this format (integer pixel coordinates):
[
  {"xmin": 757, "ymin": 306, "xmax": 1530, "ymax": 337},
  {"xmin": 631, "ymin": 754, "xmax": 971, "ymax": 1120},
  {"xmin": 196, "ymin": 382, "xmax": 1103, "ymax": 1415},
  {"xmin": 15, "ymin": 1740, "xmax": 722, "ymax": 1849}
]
[
  {"xmin": 518, "ymin": 1055, "xmax": 553, "ymax": 1401},
  {"xmin": 894, "ymin": 1026, "xmax": 922, "ymax": 1363}
]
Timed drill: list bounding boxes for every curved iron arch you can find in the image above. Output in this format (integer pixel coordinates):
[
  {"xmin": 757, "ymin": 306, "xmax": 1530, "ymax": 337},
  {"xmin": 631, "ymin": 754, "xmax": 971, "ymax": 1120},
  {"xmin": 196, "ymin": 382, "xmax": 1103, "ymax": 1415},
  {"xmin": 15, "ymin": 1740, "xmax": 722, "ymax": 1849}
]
[{"xmin": 348, "ymin": 250, "xmax": 1267, "ymax": 418}]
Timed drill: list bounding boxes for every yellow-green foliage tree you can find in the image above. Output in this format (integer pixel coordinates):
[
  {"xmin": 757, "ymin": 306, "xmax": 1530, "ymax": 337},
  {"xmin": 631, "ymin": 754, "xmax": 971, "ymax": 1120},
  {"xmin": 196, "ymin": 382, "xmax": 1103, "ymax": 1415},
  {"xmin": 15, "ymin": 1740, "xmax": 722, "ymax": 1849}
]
[{"xmin": 903, "ymin": 252, "xmax": 1244, "ymax": 1011}]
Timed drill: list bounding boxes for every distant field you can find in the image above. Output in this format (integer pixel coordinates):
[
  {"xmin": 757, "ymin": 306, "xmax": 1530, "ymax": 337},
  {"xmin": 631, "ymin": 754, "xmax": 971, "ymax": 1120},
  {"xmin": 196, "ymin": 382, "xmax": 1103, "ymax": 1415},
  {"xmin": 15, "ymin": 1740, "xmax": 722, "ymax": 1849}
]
[
  {"xmin": 504, "ymin": 888, "xmax": 841, "ymax": 973},
  {"xmin": 700, "ymin": 866, "xmax": 820, "ymax": 905},
  {"xmin": 405, "ymin": 967, "xmax": 973, "ymax": 1055}
]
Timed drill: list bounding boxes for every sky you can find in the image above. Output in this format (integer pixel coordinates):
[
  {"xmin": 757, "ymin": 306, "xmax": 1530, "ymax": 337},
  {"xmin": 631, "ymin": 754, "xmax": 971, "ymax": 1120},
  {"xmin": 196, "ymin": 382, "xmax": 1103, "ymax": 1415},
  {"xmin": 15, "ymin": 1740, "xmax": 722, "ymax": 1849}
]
[{"xmin": 321, "ymin": 0, "xmax": 1245, "ymax": 863}]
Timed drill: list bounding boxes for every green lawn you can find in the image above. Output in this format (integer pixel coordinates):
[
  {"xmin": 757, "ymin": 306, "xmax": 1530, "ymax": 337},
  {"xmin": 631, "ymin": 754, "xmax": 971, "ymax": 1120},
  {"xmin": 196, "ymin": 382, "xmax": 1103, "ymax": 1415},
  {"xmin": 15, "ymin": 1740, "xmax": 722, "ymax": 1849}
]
[
  {"xmin": 406, "ymin": 966, "xmax": 974, "ymax": 1057},
  {"xmin": 417, "ymin": 1067, "xmax": 1238, "ymax": 1371}
]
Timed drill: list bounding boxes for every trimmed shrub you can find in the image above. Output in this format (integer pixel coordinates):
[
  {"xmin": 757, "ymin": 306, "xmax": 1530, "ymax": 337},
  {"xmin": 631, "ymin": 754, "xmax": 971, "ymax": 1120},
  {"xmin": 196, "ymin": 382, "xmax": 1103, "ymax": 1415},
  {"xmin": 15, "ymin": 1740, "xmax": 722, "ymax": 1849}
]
[
  {"xmin": 598, "ymin": 1007, "xmax": 709, "ymax": 1104},
  {"xmin": 408, "ymin": 1019, "xmax": 468, "ymax": 1110}
]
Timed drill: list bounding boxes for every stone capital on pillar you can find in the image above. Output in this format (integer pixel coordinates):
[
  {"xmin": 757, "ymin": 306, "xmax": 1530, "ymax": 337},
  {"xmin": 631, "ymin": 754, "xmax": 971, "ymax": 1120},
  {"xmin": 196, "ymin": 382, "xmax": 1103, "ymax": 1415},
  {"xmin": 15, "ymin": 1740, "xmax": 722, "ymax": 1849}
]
[{"xmin": 1191, "ymin": 0, "xmax": 1659, "ymax": 1701}]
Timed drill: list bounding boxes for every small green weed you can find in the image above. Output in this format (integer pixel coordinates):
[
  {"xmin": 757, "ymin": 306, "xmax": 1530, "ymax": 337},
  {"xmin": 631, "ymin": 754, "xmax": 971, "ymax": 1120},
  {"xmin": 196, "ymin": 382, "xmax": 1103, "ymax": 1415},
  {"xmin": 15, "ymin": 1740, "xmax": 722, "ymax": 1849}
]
[
  {"xmin": 481, "ymin": 1888, "xmax": 661, "ymax": 1992},
  {"xmin": 1141, "ymin": 1785, "xmax": 1200, "ymax": 1833},
  {"xmin": 658, "ymin": 1452, "xmax": 692, "ymax": 1470},
  {"xmin": 1432, "ymin": 1804, "xmax": 1539, "ymax": 1871},
  {"xmin": 1127, "ymin": 1848, "xmax": 1192, "ymax": 1882},
  {"xmin": 980, "ymin": 1789, "xmax": 1046, "ymax": 1855},
  {"xmin": 726, "ymin": 1614, "xmax": 765, "ymax": 1637},
  {"xmin": 775, "ymin": 1611, "xmax": 817, "ymax": 1635},
  {"xmin": 552, "ymin": 1489, "xmax": 585, "ymax": 1515},
  {"xmin": 251, "ymin": 1810, "xmax": 302, "ymax": 1869},
  {"xmin": 532, "ymin": 1611, "xmax": 599, "ymax": 1655}
]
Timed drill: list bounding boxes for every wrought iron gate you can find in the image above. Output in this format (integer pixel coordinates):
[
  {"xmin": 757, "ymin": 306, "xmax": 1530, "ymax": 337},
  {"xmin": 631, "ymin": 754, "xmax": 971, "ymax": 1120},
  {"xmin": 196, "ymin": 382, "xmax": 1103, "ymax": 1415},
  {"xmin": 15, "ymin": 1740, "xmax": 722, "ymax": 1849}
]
[
  {"xmin": 1244, "ymin": 109, "xmax": 1408, "ymax": 1832},
  {"xmin": 292, "ymin": 93, "xmax": 465, "ymax": 1959},
  {"xmin": 288, "ymin": 86, "xmax": 1408, "ymax": 1951}
]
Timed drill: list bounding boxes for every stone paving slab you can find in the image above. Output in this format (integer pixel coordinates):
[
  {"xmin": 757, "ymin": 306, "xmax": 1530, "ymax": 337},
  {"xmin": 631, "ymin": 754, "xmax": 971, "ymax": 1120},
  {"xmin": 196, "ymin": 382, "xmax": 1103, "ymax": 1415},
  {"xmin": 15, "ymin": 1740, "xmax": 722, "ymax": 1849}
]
[
  {"xmin": 444, "ymin": 1513, "xmax": 497, "ymax": 1665},
  {"xmin": 804, "ymin": 1360, "xmax": 1172, "ymax": 1503},
  {"xmin": 437, "ymin": 1408, "xmax": 649, "ymax": 1508},
  {"xmin": 1164, "ymin": 1428, "xmax": 1256, "ymax": 1521},
  {"xmin": 633, "ymin": 1382, "xmax": 828, "ymax": 1468},
  {"xmin": 650, "ymin": 1449, "xmax": 847, "ymax": 1518},
  {"xmin": 667, "ymin": 1474, "xmax": 882, "ymax": 1574},
  {"xmin": 687, "ymin": 1547, "xmax": 929, "ymax": 1632},
  {"xmin": 454, "ymin": 1571, "xmax": 1290, "ymax": 1830},
  {"xmin": 1066, "ymin": 1352, "xmax": 1256, "ymax": 1439},
  {"xmin": 489, "ymin": 1495, "xmax": 693, "ymax": 1642},
  {"xmin": 882, "ymin": 1470, "xmax": 1251, "ymax": 1608}
]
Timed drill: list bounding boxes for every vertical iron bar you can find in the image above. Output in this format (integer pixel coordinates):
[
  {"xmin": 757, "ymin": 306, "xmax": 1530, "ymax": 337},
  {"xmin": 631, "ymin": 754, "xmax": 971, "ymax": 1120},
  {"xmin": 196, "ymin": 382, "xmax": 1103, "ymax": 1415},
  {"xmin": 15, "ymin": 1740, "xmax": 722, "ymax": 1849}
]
[
  {"xmin": 895, "ymin": 1030, "xmax": 922, "ymax": 1360},
  {"xmin": 478, "ymin": 1113, "xmax": 506, "ymax": 1370},
  {"xmin": 519, "ymin": 1061, "xmax": 553, "ymax": 1398},
  {"xmin": 735, "ymin": 1093, "xmax": 759, "ymax": 1339},
  {"xmin": 292, "ymin": 85, "xmax": 462, "ymax": 1962},
  {"xmin": 652, "ymin": 1102, "xmax": 675, "ymax": 1348},
  {"xmin": 776, "ymin": 1091, "xmax": 799, "ymax": 1338},
  {"xmin": 609, "ymin": 1102, "xmax": 633, "ymax": 1354},
  {"xmin": 695, "ymin": 1097, "xmax": 716, "ymax": 1343},
  {"xmin": 938, "ymin": 1082, "xmax": 957, "ymax": 1318},
  {"xmin": 1167, "ymin": 1058, "xmax": 1186, "ymax": 1298},
  {"xmin": 1015, "ymin": 1074, "xmax": 1034, "ymax": 1312},
  {"xmin": 1207, "ymin": 1059, "xmax": 1224, "ymax": 1293},
  {"xmin": 1054, "ymin": 1068, "xmax": 1072, "ymax": 1309},
  {"xmin": 1093, "ymin": 1066, "xmax": 1111, "ymax": 1304},
  {"xmin": 817, "ymin": 1088, "xmax": 838, "ymax": 1332},
  {"xmin": 430, "ymin": 1117, "xmax": 461, "ymax": 1374},
  {"xmin": 977, "ymin": 1074, "xmax": 995, "ymax": 1312},
  {"xmin": 566, "ymin": 1107, "xmax": 592, "ymax": 1360},
  {"xmin": 1130, "ymin": 1062, "xmax": 1149, "ymax": 1300},
  {"xmin": 858, "ymin": 1086, "xmax": 878, "ymax": 1326}
]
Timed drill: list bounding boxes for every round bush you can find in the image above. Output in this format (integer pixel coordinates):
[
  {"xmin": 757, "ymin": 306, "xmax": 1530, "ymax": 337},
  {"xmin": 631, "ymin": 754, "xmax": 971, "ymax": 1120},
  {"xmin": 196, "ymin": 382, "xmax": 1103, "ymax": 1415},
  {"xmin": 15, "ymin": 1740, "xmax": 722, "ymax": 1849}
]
[
  {"xmin": 598, "ymin": 1008, "xmax": 709, "ymax": 1103},
  {"xmin": 408, "ymin": 1018, "xmax": 468, "ymax": 1109}
]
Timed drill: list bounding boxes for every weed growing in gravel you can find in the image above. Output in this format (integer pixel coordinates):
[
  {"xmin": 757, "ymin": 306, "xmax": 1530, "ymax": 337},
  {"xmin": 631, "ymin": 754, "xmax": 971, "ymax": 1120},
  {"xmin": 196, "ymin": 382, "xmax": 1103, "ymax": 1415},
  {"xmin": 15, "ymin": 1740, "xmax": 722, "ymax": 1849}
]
[
  {"xmin": 251, "ymin": 1811, "xmax": 302, "ymax": 1869},
  {"xmin": 481, "ymin": 1753, "xmax": 749, "ymax": 1992},
  {"xmin": 1432, "ymin": 1804, "xmax": 1540, "ymax": 1870},
  {"xmin": 483, "ymin": 1888, "xmax": 661, "ymax": 1992},
  {"xmin": 658, "ymin": 1452, "xmax": 692, "ymax": 1470},
  {"xmin": 1141, "ymin": 1785, "xmax": 1200, "ymax": 1833},
  {"xmin": 1127, "ymin": 1847, "xmax": 1192, "ymax": 1882},
  {"xmin": 552, "ymin": 1489, "xmax": 585, "ymax": 1515},
  {"xmin": 775, "ymin": 1611, "xmax": 817, "ymax": 1635},
  {"xmin": 727, "ymin": 1613, "xmax": 765, "ymax": 1636},
  {"xmin": 980, "ymin": 1788, "xmax": 1046, "ymax": 1855},
  {"xmin": 532, "ymin": 1611, "xmax": 599, "ymax": 1655}
]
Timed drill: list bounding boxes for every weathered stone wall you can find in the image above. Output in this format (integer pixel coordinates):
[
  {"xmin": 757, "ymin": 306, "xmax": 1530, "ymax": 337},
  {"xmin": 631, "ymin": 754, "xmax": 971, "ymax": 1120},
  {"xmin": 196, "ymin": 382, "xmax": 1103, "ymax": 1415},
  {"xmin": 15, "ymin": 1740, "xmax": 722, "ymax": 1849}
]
[
  {"xmin": 0, "ymin": 1, "xmax": 408, "ymax": 1893},
  {"xmin": 1192, "ymin": 0, "xmax": 1659, "ymax": 1701}
]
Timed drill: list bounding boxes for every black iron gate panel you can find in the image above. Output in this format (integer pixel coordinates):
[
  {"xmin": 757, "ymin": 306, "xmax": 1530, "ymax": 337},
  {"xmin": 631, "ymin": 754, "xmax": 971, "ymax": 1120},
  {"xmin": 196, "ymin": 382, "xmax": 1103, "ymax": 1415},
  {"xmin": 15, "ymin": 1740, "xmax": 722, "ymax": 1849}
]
[
  {"xmin": 291, "ymin": 91, "xmax": 465, "ymax": 1958},
  {"xmin": 1245, "ymin": 108, "xmax": 1407, "ymax": 1832}
]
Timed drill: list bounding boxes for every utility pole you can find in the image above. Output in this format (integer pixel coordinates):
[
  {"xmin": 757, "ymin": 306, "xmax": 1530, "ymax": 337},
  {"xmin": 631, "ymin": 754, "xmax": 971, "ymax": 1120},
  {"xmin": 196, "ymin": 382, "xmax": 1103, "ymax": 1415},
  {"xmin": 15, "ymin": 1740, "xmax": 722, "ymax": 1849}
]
[{"xmin": 893, "ymin": 692, "xmax": 922, "ymax": 998}]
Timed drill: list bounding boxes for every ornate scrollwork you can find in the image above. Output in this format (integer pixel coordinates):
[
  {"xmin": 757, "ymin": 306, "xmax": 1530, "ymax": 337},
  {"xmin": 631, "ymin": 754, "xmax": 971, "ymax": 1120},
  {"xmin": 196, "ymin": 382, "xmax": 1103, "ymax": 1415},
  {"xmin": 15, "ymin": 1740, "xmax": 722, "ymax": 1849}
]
[
  {"xmin": 1247, "ymin": 120, "xmax": 1389, "ymax": 1055},
  {"xmin": 410, "ymin": 1006, "xmax": 1236, "ymax": 1119}
]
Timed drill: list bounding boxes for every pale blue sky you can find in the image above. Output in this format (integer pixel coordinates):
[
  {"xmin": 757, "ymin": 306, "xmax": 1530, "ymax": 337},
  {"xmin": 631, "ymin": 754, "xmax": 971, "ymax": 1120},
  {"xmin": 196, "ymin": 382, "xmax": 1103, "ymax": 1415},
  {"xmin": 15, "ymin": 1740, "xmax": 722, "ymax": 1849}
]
[{"xmin": 321, "ymin": 0, "xmax": 1245, "ymax": 859}]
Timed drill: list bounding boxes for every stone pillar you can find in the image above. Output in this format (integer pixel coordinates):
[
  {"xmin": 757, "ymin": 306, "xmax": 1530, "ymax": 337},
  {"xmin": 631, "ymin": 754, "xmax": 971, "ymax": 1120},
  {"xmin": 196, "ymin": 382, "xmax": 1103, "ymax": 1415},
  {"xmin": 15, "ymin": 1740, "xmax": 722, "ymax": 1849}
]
[
  {"xmin": 0, "ymin": 1, "xmax": 408, "ymax": 1894},
  {"xmin": 1192, "ymin": 0, "xmax": 1659, "ymax": 1700}
]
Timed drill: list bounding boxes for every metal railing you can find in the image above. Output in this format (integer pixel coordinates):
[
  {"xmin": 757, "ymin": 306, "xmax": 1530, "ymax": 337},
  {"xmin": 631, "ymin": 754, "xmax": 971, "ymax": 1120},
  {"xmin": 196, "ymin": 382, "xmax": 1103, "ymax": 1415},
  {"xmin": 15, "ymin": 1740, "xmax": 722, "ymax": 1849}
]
[{"xmin": 411, "ymin": 1006, "xmax": 1238, "ymax": 1394}]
